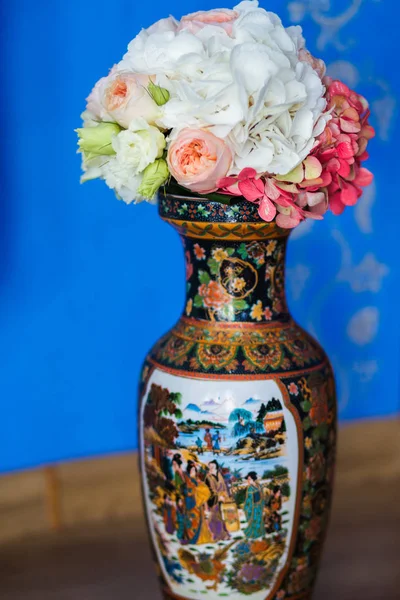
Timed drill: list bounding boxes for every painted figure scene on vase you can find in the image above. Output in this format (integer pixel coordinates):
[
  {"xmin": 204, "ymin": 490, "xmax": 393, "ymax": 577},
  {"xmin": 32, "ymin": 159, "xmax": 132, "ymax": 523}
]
[{"xmin": 141, "ymin": 372, "xmax": 301, "ymax": 600}]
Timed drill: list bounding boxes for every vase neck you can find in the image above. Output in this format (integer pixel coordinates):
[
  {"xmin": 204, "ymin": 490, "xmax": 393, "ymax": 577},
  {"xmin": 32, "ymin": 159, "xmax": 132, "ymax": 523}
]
[{"xmin": 182, "ymin": 235, "xmax": 289, "ymax": 324}]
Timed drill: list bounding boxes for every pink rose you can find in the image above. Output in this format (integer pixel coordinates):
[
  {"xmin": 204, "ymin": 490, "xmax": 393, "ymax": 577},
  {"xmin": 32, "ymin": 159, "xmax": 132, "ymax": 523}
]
[
  {"xmin": 86, "ymin": 65, "xmax": 118, "ymax": 121},
  {"xmin": 179, "ymin": 9, "xmax": 238, "ymax": 36},
  {"xmin": 102, "ymin": 72, "xmax": 160, "ymax": 128},
  {"xmin": 167, "ymin": 129, "xmax": 232, "ymax": 194}
]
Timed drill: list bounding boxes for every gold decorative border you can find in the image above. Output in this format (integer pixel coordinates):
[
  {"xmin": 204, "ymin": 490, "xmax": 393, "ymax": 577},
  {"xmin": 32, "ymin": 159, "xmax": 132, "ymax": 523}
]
[
  {"xmin": 170, "ymin": 317, "xmax": 299, "ymax": 348},
  {"xmin": 181, "ymin": 316, "xmax": 290, "ymax": 330},
  {"xmin": 148, "ymin": 357, "xmax": 328, "ymax": 381},
  {"xmin": 164, "ymin": 218, "xmax": 290, "ymax": 241}
]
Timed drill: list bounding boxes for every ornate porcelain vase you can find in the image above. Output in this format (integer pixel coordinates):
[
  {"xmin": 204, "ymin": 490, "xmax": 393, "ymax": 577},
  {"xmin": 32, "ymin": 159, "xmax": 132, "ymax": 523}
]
[{"xmin": 139, "ymin": 196, "xmax": 337, "ymax": 600}]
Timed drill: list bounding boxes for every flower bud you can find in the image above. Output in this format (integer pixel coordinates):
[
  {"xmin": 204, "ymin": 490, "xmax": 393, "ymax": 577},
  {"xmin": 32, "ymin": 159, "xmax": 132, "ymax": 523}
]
[
  {"xmin": 147, "ymin": 80, "xmax": 170, "ymax": 106},
  {"xmin": 137, "ymin": 159, "xmax": 169, "ymax": 199},
  {"xmin": 76, "ymin": 122, "xmax": 122, "ymax": 156}
]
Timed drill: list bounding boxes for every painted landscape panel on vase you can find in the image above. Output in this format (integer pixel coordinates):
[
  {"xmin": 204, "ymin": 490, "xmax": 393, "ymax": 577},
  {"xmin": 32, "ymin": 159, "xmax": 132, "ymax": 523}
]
[{"xmin": 141, "ymin": 370, "xmax": 300, "ymax": 599}]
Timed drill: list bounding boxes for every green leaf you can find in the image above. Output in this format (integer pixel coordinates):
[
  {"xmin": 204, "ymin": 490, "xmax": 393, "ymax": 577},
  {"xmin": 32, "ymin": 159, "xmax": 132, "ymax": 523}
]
[
  {"xmin": 194, "ymin": 294, "xmax": 204, "ymax": 308},
  {"xmin": 233, "ymin": 299, "xmax": 249, "ymax": 310},
  {"xmin": 237, "ymin": 243, "xmax": 248, "ymax": 259},
  {"xmin": 207, "ymin": 258, "xmax": 220, "ymax": 275},
  {"xmin": 313, "ymin": 424, "xmax": 328, "ymax": 441},
  {"xmin": 226, "ymin": 247, "xmax": 235, "ymax": 256},
  {"xmin": 301, "ymin": 400, "xmax": 312, "ymax": 412},
  {"xmin": 198, "ymin": 270, "xmax": 211, "ymax": 284},
  {"xmin": 174, "ymin": 409, "xmax": 183, "ymax": 420},
  {"xmin": 163, "ymin": 181, "xmax": 243, "ymax": 205},
  {"xmin": 303, "ymin": 416, "xmax": 312, "ymax": 431}
]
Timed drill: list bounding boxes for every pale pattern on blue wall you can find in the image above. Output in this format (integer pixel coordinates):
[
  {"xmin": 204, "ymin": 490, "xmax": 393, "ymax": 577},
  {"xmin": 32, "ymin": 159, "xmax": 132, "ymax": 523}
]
[
  {"xmin": 282, "ymin": 0, "xmax": 398, "ymax": 419},
  {"xmin": 1, "ymin": 0, "xmax": 398, "ymax": 473}
]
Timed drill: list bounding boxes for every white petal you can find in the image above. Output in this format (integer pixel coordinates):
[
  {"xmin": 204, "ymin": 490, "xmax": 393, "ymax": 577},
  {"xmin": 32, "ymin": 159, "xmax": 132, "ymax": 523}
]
[{"xmin": 231, "ymin": 44, "xmax": 279, "ymax": 93}]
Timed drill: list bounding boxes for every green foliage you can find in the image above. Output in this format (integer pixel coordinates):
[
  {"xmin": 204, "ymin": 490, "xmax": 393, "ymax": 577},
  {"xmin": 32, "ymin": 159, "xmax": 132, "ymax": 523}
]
[
  {"xmin": 301, "ymin": 400, "xmax": 312, "ymax": 412},
  {"xmin": 232, "ymin": 468, "xmax": 243, "ymax": 478},
  {"xmin": 262, "ymin": 464, "xmax": 289, "ymax": 479},
  {"xmin": 312, "ymin": 423, "xmax": 329, "ymax": 441},
  {"xmin": 198, "ymin": 270, "xmax": 211, "ymax": 284},
  {"xmin": 207, "ymin": 258, "xmax": 220, "ymax": 275},
  {"xmin": 266, "ymin": 398, "xmax": 283, "ymax": 412},
  {"xmin": 193, "ymin": 420, "xmax": 226, "ymax": 428},
  {"xmin": 169, "ymin": 392, "xmax": 182, "ymax": 405},
  {"xmin": 232, "ymin": 299, "xmax": 248, "ymax": 310},
  {"xmin": 229, "ymin": 408, "xmax": 253, "ymax": 423},
  {"xmin": 163, "ymin": 181, "xmax": 237, "ymax": 204},
  {"xmin": 237, "ymin": 243, "xmax": 248, "ymax": 259},
  {"xmin": 256, "ymin": 403, "xmax": 268, "ymax": 423},
  {"xmin": 281, "ymin": 482, "xmax": 291, "ymax": 497},
  {"xmin": 194, "ymin": 294, "xmax": 204, "ymax": 308},
  {"xmin": 226, "ymin": 248, "xmax": 235, "ymax": 256}
]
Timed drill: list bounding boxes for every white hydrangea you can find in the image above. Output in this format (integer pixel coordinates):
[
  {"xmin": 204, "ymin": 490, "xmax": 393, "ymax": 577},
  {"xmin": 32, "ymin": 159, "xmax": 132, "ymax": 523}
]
[{"xmin": 117, "ymin": 0, "xmax": 328, "ymax": 177}]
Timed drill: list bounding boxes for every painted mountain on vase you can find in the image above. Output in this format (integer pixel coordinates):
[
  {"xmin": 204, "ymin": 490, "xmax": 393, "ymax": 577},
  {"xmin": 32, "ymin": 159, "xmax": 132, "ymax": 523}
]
[{"xmin": 182, "ymin": 396, "xmax": 265, "ymax": 425}]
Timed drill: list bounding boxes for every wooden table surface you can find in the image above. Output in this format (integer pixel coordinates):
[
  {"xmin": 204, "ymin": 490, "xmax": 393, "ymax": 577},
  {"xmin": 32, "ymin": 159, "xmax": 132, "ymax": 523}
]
[{"xmin": 1, "ymin": 420, "xmax": 399, "ymax": 599}]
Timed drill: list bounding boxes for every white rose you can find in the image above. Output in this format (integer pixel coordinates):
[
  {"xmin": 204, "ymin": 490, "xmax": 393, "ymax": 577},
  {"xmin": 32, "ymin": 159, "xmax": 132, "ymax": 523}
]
[
  {"xmin": 101, "ymin": 158, "xmax": 144, "ymax": 204},
  {"xmin": 97, "ymin": 119, "xmax": 165, "ymax": 204},
  {"xmin": 112, "ymin": 118, "xmax": 166, "ymax": 175}
]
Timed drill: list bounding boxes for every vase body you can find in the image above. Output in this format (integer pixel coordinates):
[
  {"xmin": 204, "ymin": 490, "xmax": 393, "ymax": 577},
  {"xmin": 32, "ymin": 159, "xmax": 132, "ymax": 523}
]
[{"xmin": 139, "ymin": 196, "xmax": 337, "ymax": 600}]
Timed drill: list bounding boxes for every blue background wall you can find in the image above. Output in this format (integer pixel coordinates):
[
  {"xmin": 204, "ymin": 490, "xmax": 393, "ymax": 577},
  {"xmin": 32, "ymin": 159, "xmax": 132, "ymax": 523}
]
[{"xmin": 1, "ymin": 0, "xmax": 398, "ymax": 472}]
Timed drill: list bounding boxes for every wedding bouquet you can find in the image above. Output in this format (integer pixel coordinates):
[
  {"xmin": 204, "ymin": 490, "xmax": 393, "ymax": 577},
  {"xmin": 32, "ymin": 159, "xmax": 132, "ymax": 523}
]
[{"xmin": 76, "ymin": 0, "xmax": 374, "ymax": 229}]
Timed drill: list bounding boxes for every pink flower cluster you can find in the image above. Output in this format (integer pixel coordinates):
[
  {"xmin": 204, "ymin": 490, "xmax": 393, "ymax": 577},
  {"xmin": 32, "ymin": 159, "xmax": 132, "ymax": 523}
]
[
  {"xmin": 317, "ymin": 78, "xmax": 375, "ymax": 216},
  {"xmin": 217, "ymin": 79, "xmax": 375, "ymax": 228}
]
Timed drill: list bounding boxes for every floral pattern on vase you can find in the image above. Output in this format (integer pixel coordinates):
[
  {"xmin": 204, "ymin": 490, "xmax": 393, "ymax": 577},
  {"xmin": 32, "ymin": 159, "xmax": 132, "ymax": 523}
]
[
  {"xmin": 139, "ymin": 197, "xmax": 337, "ymax": 600},
  {"xmin": 183, "ymin": 237, "xmax": 288, "ymax": 323}
]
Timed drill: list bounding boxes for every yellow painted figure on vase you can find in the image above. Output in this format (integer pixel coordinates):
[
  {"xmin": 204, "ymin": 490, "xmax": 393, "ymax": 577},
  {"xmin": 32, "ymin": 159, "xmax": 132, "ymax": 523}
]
[{"xmin": 182, "ymin": 461, "xmax": 213, "ymax": 545}]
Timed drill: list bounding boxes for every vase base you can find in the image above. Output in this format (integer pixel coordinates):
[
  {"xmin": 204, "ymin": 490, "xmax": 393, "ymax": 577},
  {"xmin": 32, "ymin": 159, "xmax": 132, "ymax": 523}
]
[{"xmin": 162, "ymin": 591, "xmax": 312, "ymax": 600}]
